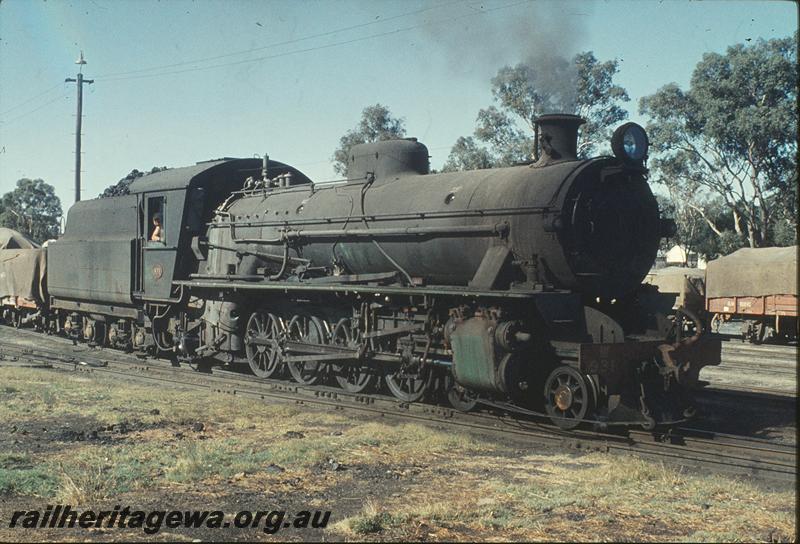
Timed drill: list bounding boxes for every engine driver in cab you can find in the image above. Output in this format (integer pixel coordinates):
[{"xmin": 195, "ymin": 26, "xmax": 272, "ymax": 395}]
[{"xmin": 150, "ymin": 213, "xmax": 164, "ymax": 242}]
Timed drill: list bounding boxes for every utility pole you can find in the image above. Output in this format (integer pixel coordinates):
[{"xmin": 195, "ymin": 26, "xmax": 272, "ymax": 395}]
[{"xmin": 65, "ymin": 51, "xmax": 93, "ymax": 204}]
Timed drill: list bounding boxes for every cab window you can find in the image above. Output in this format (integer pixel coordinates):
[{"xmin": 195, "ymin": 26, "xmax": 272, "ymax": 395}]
[{"xmin": 147, "ymin": 196, "xmax": 165, "ymax": 245}]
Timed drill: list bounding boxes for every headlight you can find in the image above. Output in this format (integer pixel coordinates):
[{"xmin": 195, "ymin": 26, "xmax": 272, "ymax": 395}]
[{"xmin": 611, "ymin": 123, "xmax": 649, "ymax": 164}]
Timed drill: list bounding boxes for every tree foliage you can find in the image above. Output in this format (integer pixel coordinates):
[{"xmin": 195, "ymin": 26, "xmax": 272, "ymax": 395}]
[
  {"xmin": 332, "ymin": 104, "xmax": 406, "ymax": 176},
  {"xmin": 0, "ymin": 178, "xmax": 63, "ymax": 243},
  {"xmin": 99, "ymin": 166, "xmax": 168, "ymax": 198},
  {"xmin": 640, "ymin": 33, "xmax": 797, "ymax": 250},
  {"xmin": 660, "ymin": 193, "xmax": 749, "ymax": 261},
  {"xmin": 443, "ymin": 51, "xmax": 629, "ymax": 171},
  {"xmin": 441, "ymin": 136, "xmax": 494, "ymax": 172}
]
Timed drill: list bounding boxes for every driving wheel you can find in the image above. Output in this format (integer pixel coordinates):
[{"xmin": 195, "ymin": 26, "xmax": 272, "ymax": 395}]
[
  {"xmin": 331, "ymin": 318, "xmax": 376, "ymax": 393},
  {"xmin": 244, "ymin": 312, "xmax": 283, "ymax": 378},
  {"xmin": 286, "ymin": 315, "xmax": 328, "ymax": 385}
]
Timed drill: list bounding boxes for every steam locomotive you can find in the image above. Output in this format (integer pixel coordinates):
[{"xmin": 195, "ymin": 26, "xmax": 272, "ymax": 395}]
[{"xmin": 1, "ymin": 114, "xmax": 721, "ymax": 429}]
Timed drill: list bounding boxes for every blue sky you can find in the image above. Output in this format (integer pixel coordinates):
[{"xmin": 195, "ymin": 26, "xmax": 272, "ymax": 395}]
[{"xmin": 0, "ymin": 0, "xmax": 796, "ymax": 212}]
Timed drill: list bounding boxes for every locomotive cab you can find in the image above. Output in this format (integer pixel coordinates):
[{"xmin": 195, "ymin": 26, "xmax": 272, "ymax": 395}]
[{"xmin": 47, "ymin": 159, "xmax": 312, "ymax": 314}]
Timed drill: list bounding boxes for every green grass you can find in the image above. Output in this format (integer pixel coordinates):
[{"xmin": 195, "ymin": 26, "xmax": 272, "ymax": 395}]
[
  {"xmin": 0, "ymin": 453, "xmax": 58, "ymax": 497},
  {"xmin": 0, "ymin": 467, "xmax": 58, "ymax": 497},
  {"xmin": 349, "ymin": 512, "xmax": 401, "ymax": 535},
  {"xmin": 54, "ymin": 445, "xmax": 158, "ymax": 502},
  {"xmin": 166, "ymin": 438, "xmax": 277, "ymax": 482},
  {"xmin": 0, "ymin": 454, "xmax": 59, "ymax": 497}
]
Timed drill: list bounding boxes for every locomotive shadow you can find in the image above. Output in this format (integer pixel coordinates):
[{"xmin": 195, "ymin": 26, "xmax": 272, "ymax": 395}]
[{"xmin": 691, "ymin": 390, "xmax": 797, "ymax": 441}]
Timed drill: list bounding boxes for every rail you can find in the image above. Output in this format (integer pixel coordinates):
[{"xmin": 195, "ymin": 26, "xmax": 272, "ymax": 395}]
[{"xmin": 0, "ymin": 326, "xmax": 794, "ymax": 483}]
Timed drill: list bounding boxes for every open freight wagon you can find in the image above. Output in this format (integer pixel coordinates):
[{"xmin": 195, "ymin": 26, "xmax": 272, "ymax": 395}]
[{"xmin": 705, "ymin": 246, "xmax": 798, "ymax": 343}]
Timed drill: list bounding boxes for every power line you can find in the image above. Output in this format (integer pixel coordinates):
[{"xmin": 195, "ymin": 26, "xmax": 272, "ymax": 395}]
[
  {"xmin": 94, "ymin": 0, "xmax": 529, "ymax": 83},
  {"xmin": 1, "ymin": 0, "xmax": 529, "ymax": 114},
  {"xmin": 94, "ymin": 0, "xmax": 466, "ymax": 79},
  {"xmin": 0, "ymin": 93, "xmax": 70, "ymax": 126},
  {"xmin": 0, "ymin": 83, "xmax": 64, "ymax": 117},
  {"xmin": 3, "ymin": 4, "xmax": 458, "ymax": 111},
  {"xmin": 97, "ymin": 27, "xmax": 414, "ymax": 82}
]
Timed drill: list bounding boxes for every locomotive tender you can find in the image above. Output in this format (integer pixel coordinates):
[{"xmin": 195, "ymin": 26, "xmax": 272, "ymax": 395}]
[{"xmin": 5, "ymin": 114, "xmax": 722, "ymax": 429}]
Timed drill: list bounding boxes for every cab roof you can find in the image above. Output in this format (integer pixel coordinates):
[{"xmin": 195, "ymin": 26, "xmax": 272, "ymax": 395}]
[{"xmin": 128, "ymin": 158, "xmax": 312, "ymax": 193}]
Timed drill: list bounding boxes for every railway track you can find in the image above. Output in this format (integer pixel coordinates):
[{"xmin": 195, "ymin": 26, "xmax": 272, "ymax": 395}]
[
  {"xmin": 699, "ymin": 384, "xmax": 797, "ymax": 401},
  {"xmin": 721, "ymin": 341, "xmax": 797, "ymax": 361},
  {"xmin": 710, "ymin": 363, "xmax": 795, "ymax": 377},
  {"xmin": 721, "ymin": 341, "xmax": 795, "ymax": 361},
  {"xmin": 697, "ymin": 340, "xmax": 797, "ymax": 396},
  {"xmin": 0, "ymin": 327, "xmax": 794, "ymax": 483}
]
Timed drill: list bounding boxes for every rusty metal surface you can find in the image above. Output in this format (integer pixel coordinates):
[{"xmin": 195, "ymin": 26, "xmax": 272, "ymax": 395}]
[
  {"xmin": 707, "ymin": 294, "xmax": 799, "ymax": 317},
  {"xmin": 658, "ymin": 334, "xmax": 722, "ymax": 388},
  {"xmin": 578, "ymin": 340, "xmax": 662, "ymax": 380}
]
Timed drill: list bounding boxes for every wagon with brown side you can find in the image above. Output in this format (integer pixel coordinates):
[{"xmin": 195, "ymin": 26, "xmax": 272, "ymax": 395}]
[{"xmin": 705, "ymin": 246, "xmax": 798, "ymax": 343}]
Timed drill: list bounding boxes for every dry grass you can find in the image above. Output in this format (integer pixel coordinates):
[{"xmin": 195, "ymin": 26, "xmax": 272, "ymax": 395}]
[
  {"xmin": 334, "ymin": 452, "xmax": 797, "ymax": 542},
  {"xmin": 0, "ymin": 366, "xmax": 795, "ymax": 543}
]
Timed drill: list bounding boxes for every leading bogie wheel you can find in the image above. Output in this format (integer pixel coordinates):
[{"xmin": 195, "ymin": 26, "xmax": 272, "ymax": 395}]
[
  {"xmin": 543, "ymin": 365, "xmax": 594, "ymax": 429},
  {"xmin": 286, "ymin": 315, "xmax": 328, "ymax": 386},
  {"xmin": 244, "ymin": 312, "xmax": 283, "ymax": 378},
  {"xmin": 444, "ymin": 373, "xmax": 479, "ymax": 412}
]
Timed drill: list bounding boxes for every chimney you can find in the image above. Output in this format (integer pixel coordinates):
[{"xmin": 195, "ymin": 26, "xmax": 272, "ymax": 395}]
[{"xmin": 533, "ymin": 114, "xmax": 585, "ymax": 165}]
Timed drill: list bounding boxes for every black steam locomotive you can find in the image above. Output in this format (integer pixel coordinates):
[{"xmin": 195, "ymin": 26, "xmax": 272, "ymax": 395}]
[{"xmin": 1, "ymin": 114, "xmax": 721, "ymax": 429}]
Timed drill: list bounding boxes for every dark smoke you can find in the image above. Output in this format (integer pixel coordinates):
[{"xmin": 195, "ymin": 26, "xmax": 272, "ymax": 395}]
[{"xmin": 418, "ymin": 0, "xmax": 589, "ymax": 112}]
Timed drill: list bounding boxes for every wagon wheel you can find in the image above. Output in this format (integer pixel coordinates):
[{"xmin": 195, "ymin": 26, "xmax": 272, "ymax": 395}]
[
  {"xmin": 12, "ymin": 310, "xmax": 22, "ymax": 329},
  {"xmin": 286, "ymin": 315, "xmax": 328, "ymax": 385},
  {"xmin": 385, "ymin": 363, "xmax": 433, "ymax": 403},
  {"xmin": 746, "ymin": 320, "xmax": 767, "ymax": 345},
  {"xmin": 331, "ymin": 318, "xmax": 376, "ymax": 393},
  {"xmin": 709, "ymin": 313, "xmax": 724, "ymax": 334},
  {"xmin": 84, "ymin": 319, "xmax": 106, "ymax": 346},
  {"xmin": 543, "ymin": 366, "xmax": 594, "ymax": 430},
  {"xmin": 443, "ymin": 373, "xmax": 479, "ymax": 412},
  {"xmin": 244, "ymin": 312, "xmax": 283, "ymax": 378}
]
